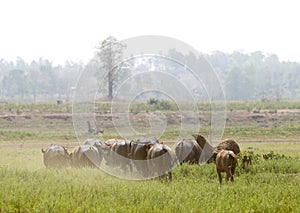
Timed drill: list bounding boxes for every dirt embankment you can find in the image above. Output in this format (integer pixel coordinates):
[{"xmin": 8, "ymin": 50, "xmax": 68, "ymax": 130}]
[
  {"xmin": 1, "ymin": 109, "xmax": 300, "ymax": 149},
  {"xmin": 1, "ymin": 108, "xmax": 300, "ymax": 126}
]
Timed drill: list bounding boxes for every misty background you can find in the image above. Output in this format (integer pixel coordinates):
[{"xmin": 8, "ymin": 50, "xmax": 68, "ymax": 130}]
[
  {"xmin": 1, "ymin": 1, "xmax": 299, "ymax": 103},
  {"xmin": 0, "ymin": 49, "xmax": 299, "ymax": 102}
]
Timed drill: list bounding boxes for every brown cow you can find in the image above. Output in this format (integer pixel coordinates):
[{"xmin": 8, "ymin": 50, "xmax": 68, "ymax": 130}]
[
  {"xmin": 215, "ymin": 149, "xmax": 238, "ymax": 184},
  {"xmin": 216, "ymin": 138, "xmax": 240, "ymax": 155},
  {"xmin": 41, "ymin": 145, "xmax": 70, "ymax": 169},
  {"xmin": 147, "ymin": 143, "xmax": 175, "ymax": 181}
]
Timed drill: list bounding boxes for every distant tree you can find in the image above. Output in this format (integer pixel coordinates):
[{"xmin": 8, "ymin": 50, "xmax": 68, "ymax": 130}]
[
  {"xmin": 16, "ymin": 57, "xmax": 27, "ymax": 70},
  {"xmin": 2, "ymin": 69, "xmax": 28, "ymax": 99},
  {"xmin": 38, "ymin": 58, "xmax": 57, "ymax": 98},
  {"xmin": 284, "ymin": 62, "xmax": 300, "ymax": 99},
  {"xmin": 28, "ymin": 60, "xmax": 40, "ymax": 101},
  {"xmin": 56, "ymin": 61, "xmax": 83, "ymax": 100},
  {"xmin": 95, "ymin": 36, "xmax": 126, "ymax": 100}
]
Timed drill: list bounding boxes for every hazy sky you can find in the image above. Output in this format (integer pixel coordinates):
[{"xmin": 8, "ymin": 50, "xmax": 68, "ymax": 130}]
[{"xmin": 1, "ymin": 0, "xmax": 299, "ymax": 65}]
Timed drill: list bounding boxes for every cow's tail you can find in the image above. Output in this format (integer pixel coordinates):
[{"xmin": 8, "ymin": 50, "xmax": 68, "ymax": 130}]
[
  {"xmin": 163, "ymin": 148, "xmax": 175, "ymax": 181},
  {"xmin": 228, "ymin": 151, "xmax": 236, "ymax": 158},
  {"xmin": 162, "ymin": 152, "xmax": 172, "ymax": 181},
  {"xmin": 174, "ymin": 143, "xmax": 182, "ymax": 164},
  {"xmin": 228, "ymin": 150, "xmax": 238, "ymax": 166}
]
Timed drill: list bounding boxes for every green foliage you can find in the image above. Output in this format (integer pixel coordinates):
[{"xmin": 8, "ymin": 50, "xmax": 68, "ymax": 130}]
[
  {"xmin": 147, "ymin": 98, "xmax": 177, "ymax": 111},
  {"xmin": 262, "ymin": 151, "xmax": 292, "ymax": 160},
  {"xmin": 236, "ymin": 152, "xmax": 300, "ymax": 175},
  {"xmin": 238, "ymin": 150, "xmax": 261, "ymax": 163}
]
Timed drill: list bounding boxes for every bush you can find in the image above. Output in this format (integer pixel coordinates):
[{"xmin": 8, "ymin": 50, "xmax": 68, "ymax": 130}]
[{"xmin": 147, "ymin": 98, "xmax": 177, "ymax": 111}]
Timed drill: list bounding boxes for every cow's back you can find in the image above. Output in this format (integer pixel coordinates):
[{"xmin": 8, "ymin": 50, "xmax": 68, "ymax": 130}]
[{"xmin": 42, "ymin": 145, "xmax": 70, "ymax": 169}]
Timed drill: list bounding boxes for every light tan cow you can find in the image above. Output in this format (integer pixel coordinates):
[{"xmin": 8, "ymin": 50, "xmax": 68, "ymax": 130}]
[
  {"xmin": 41, "ymin": 145, "xmax": 70, "ymax": 169},
  {"xmin": 215, "ymin": 150, "xmax": 238, "ymax": 184}
]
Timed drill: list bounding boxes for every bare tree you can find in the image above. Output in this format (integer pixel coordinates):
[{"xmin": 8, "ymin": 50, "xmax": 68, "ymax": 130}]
[{"xmin": 96, "ymin": 36, "xmax": 126, "ymax": 100}]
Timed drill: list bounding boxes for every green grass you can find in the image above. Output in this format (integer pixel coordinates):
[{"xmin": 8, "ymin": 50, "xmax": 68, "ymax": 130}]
[
  {"xmin": 97, "ymin": 99, "xmax": 300, "ymax": 112},
  {"xmin": 2, "ymin": 100, "xmax": 300, "ymax": 114},
  {"xmin": 0, "ymin": 102, "xmax": 73, "ymax": 114},
  {"xmin": 0, "ymin": 130, "xmax": 76, "ymax": 143},
  {"xmin": 1, "ymin": 123, "xmax": 299, "ymax": 144},
  {"xmin": 226, "ymin": 100, "xmax": 300, "ymax": 111},
  {"xmin": 224, "ymin": 125, "xmax": 300, "ymax": 140},
  {"xmin": 0, "ymin": 153, "xmax": 299, "ymax": 212},
  {"xmin": 239, "ymin": 142, "xmax": 300, "ymax": 158}
]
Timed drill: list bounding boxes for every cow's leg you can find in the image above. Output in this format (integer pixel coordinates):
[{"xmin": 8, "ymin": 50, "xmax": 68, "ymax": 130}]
[
  {"xmin": 121, "ymin": 162, "xmax": 127, "ymax": 174},
  {"xmin": 158, "ymin": 174, "xmax": 166, "ymax": 180},
  {"xmin": 129, "ymin": 160, "xmax": 133, "ymax": 173},
  {"xmin": 147, "ymin": 162, "xmax": 154, "ymax": 178},
  {"xmin": 156, "ymin": 163, "xmax": 166, "ymax": 180},
  {"xmin": 217, "ymin": 169, "xmax": 222, "ymax": 184},
  {"xmin": 230, "ymin": 166, "xmax": 235, "ymax": 182},
  {"xmin": 136, "ymin": 162, "xmax": 148, "ymax": 178},
  {"xmin": 225, "ymin": 169, "xmax": 231, "ymax": 182},
  {"xmin": 143, "ymin": 163, "xmax": 150, "ymax": 178},
  {"xmin": 168, "ymin": 168, "xmax": 172, "ymax": 181}
]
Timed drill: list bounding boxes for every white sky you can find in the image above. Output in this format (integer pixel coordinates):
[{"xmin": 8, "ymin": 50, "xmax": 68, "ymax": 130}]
[{"xmin": 0, "ymin": 0, "xmax": 299, "ymax": 65}]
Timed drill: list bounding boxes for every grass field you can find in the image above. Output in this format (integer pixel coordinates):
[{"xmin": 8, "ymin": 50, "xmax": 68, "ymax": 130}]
[
  {"xmin": 0, "ymin": 101, "xmax": 300, "ymax": 212},
  {"xmin": 0, "ymin": 146, "xmax": 299, "ymax": 212}
]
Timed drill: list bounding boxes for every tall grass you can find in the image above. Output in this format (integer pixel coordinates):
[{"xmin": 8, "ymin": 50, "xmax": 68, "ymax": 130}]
[{"xmin": 0, "ymin": 149, "xmax": 299, "ymax": 212}]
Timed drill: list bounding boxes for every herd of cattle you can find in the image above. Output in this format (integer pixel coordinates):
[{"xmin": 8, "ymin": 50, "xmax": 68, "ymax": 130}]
[{"xmin": 41, "ymin": 134, "xmax": 246, "ymax": 184}]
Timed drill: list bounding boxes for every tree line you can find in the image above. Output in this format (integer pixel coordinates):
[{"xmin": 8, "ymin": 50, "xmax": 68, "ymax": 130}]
[
  {"xmin": 0, "ymin": 57, "xmax": 84, "ymax": 101},
  {"xmin": 0, "ymin": 37, "xmax": 299, "ymax": 102}
]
